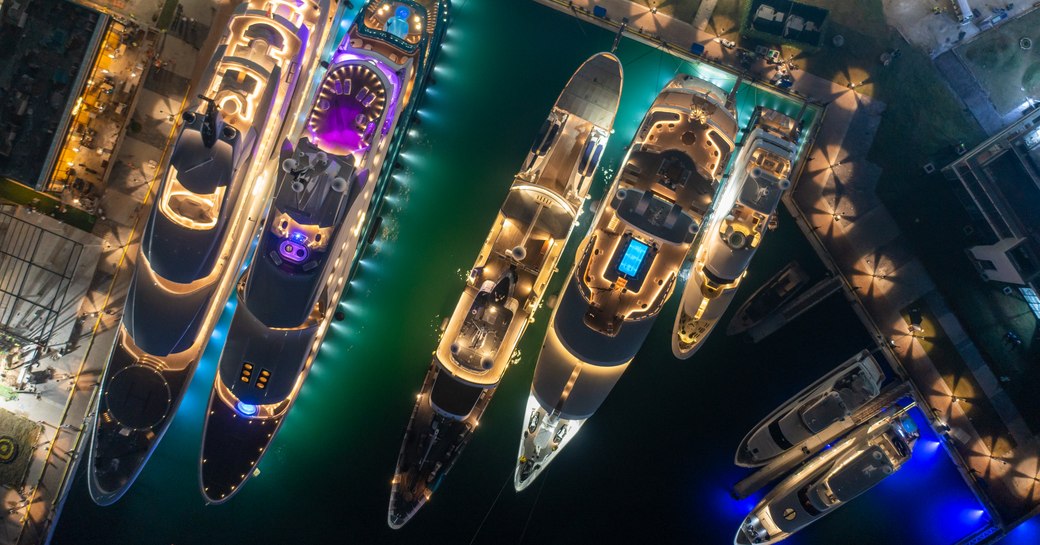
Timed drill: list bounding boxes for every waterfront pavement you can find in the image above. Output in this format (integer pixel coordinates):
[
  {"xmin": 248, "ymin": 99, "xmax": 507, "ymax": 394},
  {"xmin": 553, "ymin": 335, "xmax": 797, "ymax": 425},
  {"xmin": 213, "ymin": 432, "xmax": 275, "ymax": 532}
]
[
  {"xmin": 48, "ymin": 22, "xmax": 157, "ymax": 203},
  {"xmin": 538, "ymin": 0, "xmax": 1039, "ymax": 532},
  {"xmin": 885, "ymin": 0, "xmax": 1037, "ymax": 58},
  {"xmin": 788, "ymin": 90, "xmax": 1040, "ymax": 525},
  {"xmin": 0, "ymin": 2, "xmax": 234, "ymax": 541}
]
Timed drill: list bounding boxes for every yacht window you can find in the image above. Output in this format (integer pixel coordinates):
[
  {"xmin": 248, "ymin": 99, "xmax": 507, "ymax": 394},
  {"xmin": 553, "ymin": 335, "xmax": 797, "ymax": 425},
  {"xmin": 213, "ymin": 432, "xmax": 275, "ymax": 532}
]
[
  {"xmin": 538, "ymin": 123, "xmax": 560, "ymax": 155},
  {"xmin": 530, "ymin": 119, "xmax": 551, "ymax": 153},
  {"xmin": 767, "ymin": 420, "xmax": 794, "ymax": 449},
  {"xmin": 797, "ymin": 486, "xmax": 823, "ymax": 516},
  {"xmin": 578, "ymin": 139, "xmax": 604, "ymax": 177},
  {"xmin": 892, "ymin": 435, "xmax": 909, "ymax": 458},
  {"xmin": 239, "ymin": 363, "xmax": 254, "ymax": 384}
]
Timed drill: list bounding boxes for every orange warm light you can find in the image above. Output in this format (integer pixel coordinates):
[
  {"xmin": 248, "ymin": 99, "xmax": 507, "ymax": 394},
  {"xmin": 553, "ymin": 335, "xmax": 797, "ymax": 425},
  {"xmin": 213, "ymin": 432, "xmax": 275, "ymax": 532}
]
[
  {"xmin": 215, "ymin": 375, "xmax": 288, "ymax": 420},
  {"xmin": 157, "ymin": 167, "xmax": 228, "ymax": 230},
  {"xmin": 45, "ymin": 19, "xmax": 128, "ymax": 192},
  {"xmin": 271, "ymin": 210, "xmax": 334, "ymax": 251},
  {"xmin": 368, "ymin": 2, "xmax": 425, "ymax": 45}
]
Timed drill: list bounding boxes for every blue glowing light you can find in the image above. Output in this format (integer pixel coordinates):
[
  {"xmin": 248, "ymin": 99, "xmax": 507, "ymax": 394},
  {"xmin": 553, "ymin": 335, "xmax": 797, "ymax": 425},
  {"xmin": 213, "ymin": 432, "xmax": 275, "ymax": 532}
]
[
  {"xmin": 236, "ymin": 402, "xmax": 258, "ymax": 416},
  {"xmin": 618, "ymin": 239, "xmax": 649, "ymax": 277},
  {"xmin": 915, "ymin": 439, "xmax": 941, "ymax": 461},
  {"xmin": 901, "ymin": 415, "xmax": 919, "ymax": 435},
  {"xmin": 1003, "ymin": 516, "xmax": 1040, "ymax": 545},
  {"xmin": 385, "ymin": 6, "xmax": 412, "ymax": 39},
  {"xmin": 711, "ymin": 466, "xmax": 764, "ymax": 524},
  {"xmin": 872, "ymin": 408, "xmax": 991, "ymax": 543},
  {"xmin": 280, "ymin": 238, "xmax": 309, "ymax": 264}
]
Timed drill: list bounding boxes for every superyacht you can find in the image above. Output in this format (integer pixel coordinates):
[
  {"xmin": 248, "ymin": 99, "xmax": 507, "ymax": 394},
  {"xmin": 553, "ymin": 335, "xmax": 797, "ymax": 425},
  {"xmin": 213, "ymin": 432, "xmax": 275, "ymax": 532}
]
[
  {"xmin": 672, "ymin": 107, "xmax": 799, "ymax": 359},
  {"xmin": 88, "ymin": 0, "xmax": 329, "ymax": 505},
  {"xmin": 514, "ymin": 75, "xmax": 737, "ymax": 491},
  {"xmin": 388, "ymin": 53, "xmax": 622, "ymax": 528},
  {"xmin": 199, "ymin": 0, "xmax": 450, "ymax": 503}
]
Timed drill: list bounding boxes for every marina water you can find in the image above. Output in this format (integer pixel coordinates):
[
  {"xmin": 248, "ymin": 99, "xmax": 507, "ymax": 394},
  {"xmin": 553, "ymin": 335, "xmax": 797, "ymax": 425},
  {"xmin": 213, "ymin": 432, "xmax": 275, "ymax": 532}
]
[{"xmin": 53, "ymin": 1, "xmax": 1010, "ymax": 543}]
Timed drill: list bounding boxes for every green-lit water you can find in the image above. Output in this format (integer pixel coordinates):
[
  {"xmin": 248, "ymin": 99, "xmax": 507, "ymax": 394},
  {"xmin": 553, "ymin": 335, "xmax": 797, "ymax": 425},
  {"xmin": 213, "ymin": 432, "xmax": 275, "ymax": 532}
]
[{"xmin": 54, "ymin": 1, "xmax": 989, "ymax": 543}]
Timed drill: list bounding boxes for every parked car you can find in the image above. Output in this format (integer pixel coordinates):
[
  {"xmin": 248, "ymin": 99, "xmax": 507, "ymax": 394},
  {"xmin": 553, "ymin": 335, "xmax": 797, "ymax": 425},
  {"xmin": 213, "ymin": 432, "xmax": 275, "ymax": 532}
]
[
  {"xmin": 714, "ymin": 37, "xmax": 736, "ymax": 49},
  {"xmin": 754, "ymin": 45, "xmax": 782, "ymax": 63}
]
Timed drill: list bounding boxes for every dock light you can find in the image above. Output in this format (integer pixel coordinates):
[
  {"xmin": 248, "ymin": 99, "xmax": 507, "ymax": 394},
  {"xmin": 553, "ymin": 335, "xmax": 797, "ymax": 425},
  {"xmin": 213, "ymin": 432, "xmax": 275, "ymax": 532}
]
[{"xmin": 236, "ymin": 402, "xmax": 258, "ymax": 416}]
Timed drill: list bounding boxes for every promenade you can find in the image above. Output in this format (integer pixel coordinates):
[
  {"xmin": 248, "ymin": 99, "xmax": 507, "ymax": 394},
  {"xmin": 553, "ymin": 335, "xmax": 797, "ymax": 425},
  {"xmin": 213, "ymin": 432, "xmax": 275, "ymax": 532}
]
[{"xmin": 0, "ymin": 2, "xmax": 234, "ymax": 542}]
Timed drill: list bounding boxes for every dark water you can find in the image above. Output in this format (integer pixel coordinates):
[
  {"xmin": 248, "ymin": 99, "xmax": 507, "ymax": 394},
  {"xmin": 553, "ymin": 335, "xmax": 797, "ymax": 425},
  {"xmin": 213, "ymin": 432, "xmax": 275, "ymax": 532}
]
[{"xmin": 53, "ymin": 1, "xmax": 1007, "ymax": 543}]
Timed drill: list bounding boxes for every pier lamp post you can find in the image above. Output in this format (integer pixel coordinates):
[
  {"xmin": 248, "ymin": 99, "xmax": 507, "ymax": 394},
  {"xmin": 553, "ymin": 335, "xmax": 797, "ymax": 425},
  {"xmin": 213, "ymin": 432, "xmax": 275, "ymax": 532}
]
[{"xmin": 908, "ymin": 307, "xmax": 924, "ymax": 338}]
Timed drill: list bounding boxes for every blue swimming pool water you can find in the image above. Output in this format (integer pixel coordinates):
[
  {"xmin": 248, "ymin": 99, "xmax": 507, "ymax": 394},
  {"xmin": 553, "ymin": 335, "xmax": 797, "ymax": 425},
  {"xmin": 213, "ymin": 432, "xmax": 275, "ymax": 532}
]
[{"xmin": 617, "ymin": 238, "xmax": 649, "ymax": 277}]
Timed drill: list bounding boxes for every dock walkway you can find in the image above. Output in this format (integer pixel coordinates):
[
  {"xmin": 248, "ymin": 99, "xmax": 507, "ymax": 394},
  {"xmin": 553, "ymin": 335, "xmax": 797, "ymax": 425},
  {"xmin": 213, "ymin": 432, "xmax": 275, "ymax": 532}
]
[{"xmin": 1, "ymin": 6, "xmax": 233, "ymax": 542}]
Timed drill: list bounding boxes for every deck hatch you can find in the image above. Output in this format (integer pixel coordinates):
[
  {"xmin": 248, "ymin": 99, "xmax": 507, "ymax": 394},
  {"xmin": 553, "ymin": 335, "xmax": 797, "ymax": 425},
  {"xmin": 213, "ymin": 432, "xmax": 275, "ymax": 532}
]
[{"xmin": 239, "ymin": 362, "xmax": 254, "ymax": 383}]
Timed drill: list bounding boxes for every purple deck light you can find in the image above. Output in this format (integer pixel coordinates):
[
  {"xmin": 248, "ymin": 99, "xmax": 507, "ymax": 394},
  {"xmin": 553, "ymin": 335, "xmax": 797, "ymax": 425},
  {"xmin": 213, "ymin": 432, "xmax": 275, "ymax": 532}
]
[
  {"xmin": 307, "ymin": 63, "xmax": 389, "ymax": 156},
  {"xmin": 279, "ymin": 231, "xmax": 310, "ymax": 264},
  {"xmin": 328, "ymin": 51, "xmax": 403, "ymax": 135}
]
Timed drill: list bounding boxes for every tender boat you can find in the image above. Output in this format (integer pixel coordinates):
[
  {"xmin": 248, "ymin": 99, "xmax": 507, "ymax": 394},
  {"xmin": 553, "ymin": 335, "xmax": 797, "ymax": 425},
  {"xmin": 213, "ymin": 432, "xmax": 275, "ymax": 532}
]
[
  {"xmin": 726, "ymin": 261, "xmax": 808, "ymax": 336},
  {"xmin": 736, "ymin": 409, "xmax": 919, "ymax": 545},
  {"xmin": 735, "ymin": 350, "xmax": 885, "ymax": 467}
]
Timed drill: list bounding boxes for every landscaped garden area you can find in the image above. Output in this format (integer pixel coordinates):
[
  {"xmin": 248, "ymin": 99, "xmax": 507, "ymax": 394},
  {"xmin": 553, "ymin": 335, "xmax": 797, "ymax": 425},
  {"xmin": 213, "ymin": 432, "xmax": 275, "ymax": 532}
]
[{"xmin": 959, "ymin": 8, "xmax": 1040, "ymax": 114}]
